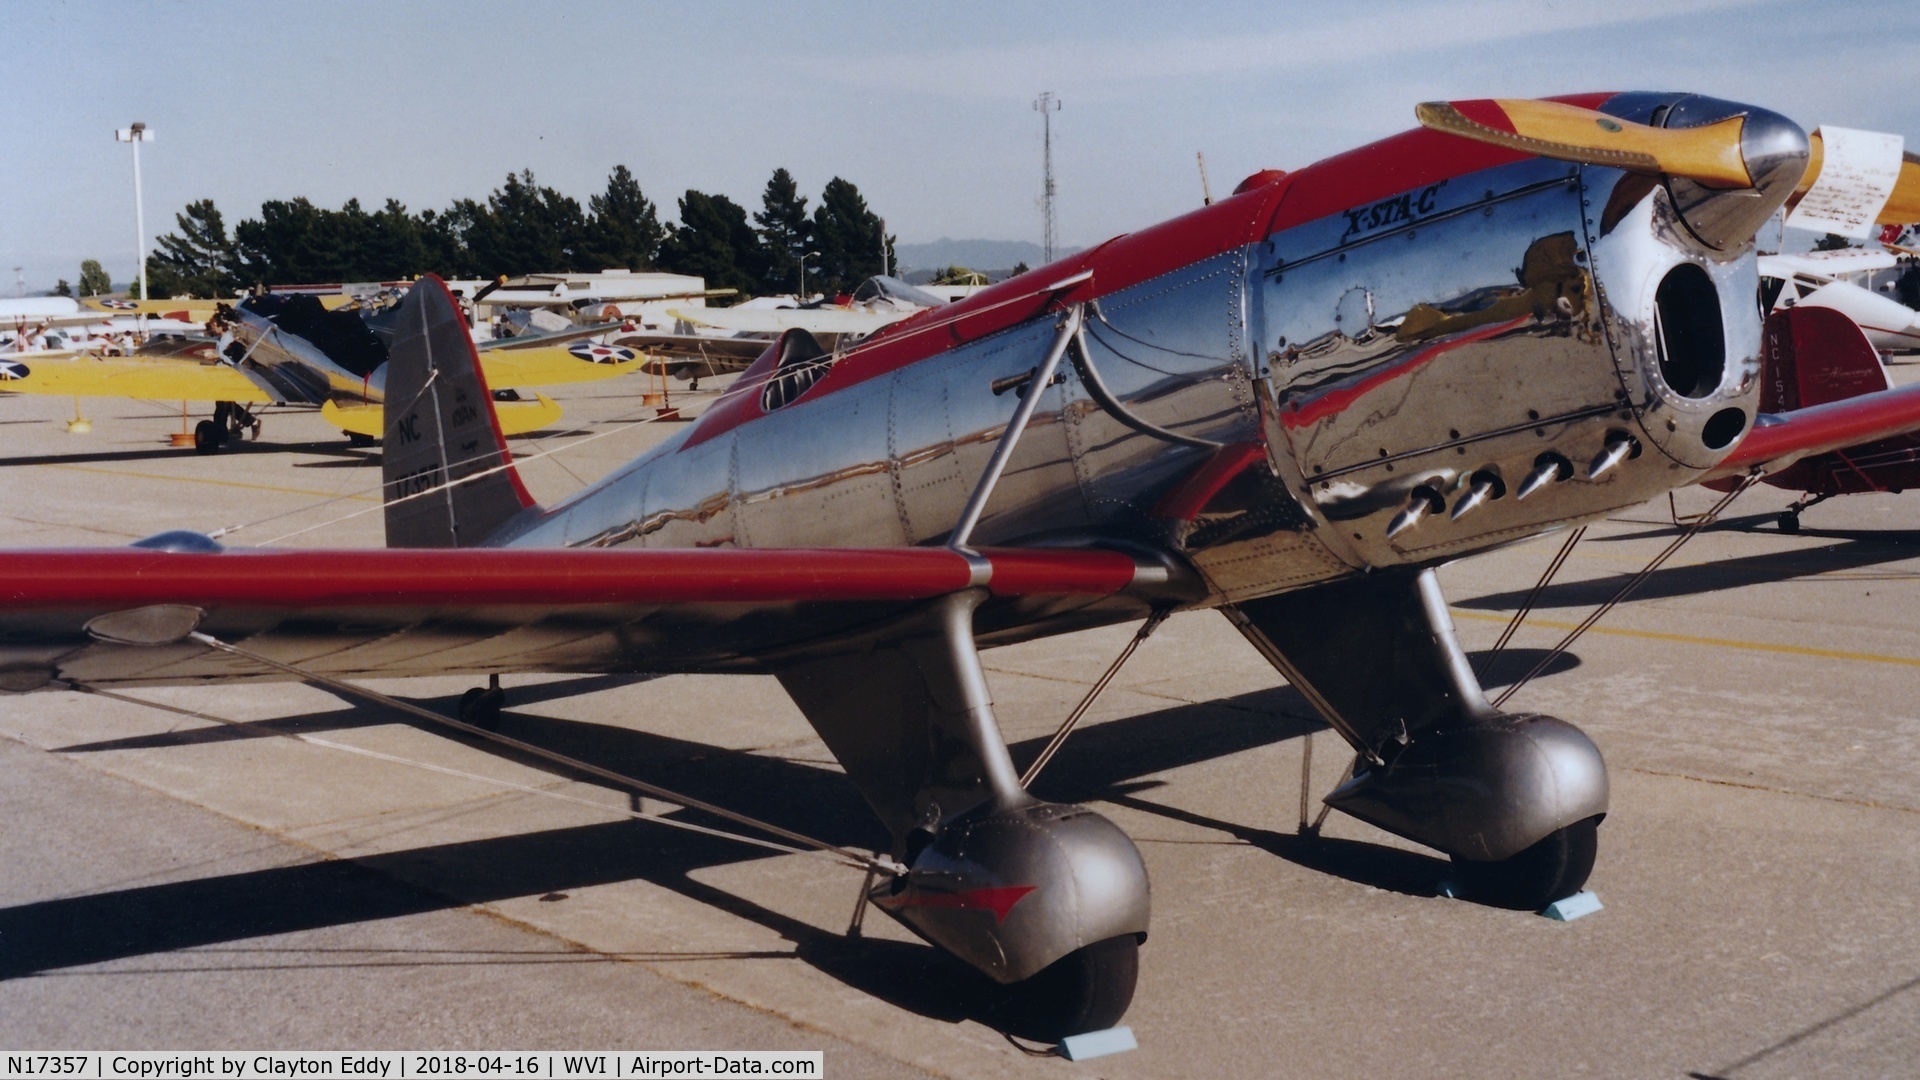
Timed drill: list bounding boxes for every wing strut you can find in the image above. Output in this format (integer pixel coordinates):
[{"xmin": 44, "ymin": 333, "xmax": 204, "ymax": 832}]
[{"xmin": 948, "ymin": 303, "xmax": 1084, "ymax": 552}]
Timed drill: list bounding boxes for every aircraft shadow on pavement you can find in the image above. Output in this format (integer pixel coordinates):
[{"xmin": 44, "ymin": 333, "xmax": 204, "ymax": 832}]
[
  {"xmin": 10, "ymin": 664, "xmax": 1578, "ymax": 1018},
  {"xmin": 55, "ymin": 675, "xmax": 661, "ymax": 755},
  {"xmin": 1456, "ymin": 533, "xmax": 1920, "ymax": 612}
]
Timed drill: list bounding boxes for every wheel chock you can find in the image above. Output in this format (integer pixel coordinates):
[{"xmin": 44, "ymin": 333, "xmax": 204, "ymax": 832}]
[
  {"xmin": 1058, "ymin": 1025, "xmax": 1137, "ymax": 1062},
  {"xmin": 1540, "ymin": 890, "xmax": 1604, "ymax": 922}
]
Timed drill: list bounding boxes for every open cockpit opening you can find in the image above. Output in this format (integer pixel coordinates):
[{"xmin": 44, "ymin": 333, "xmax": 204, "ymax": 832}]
[{"xmin": 760, "ymin": 329, "xmax": 830, "ymax": 411}]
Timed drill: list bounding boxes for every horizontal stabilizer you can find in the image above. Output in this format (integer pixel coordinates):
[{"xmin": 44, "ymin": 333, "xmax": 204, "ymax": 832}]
[{"xmin": 322, "ymin": 393, "xmax": 561, "ymax": 438}]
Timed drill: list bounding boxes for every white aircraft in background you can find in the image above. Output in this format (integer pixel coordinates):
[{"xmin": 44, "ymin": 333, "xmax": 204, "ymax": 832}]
[
  {"xmin": 667, "ymin": 275, "xmax": 947, "ymax": 337},
  {"xmin": 2, "ymin": 296, "xmax": 207, "ymax": 355},
  {"xmin": 1759, "ymin": 248, "xmax": 1920, "ymax": 354},
  {"xmin": 619, "ymin": 277, "xmax": 956, "ymax": 389}
]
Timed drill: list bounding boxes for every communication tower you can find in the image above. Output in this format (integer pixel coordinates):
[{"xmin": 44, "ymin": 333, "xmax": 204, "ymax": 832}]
[{"xmin": 1034, "ymin": 92, "xmax": 1061, "ymax": 263}]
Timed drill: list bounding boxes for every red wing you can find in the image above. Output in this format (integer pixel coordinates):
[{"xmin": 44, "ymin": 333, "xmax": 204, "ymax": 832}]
[
  {"xmin": 1701, "ymin": 307, "xmax": 1920, "ymax": 483},
  {"xmin": 0, "ymin": 546, "xmax": 1173, "ymax": 689},
  {"xmin": 1702, "ymin": 381, "xmax": 1920, "ymax": 482}
]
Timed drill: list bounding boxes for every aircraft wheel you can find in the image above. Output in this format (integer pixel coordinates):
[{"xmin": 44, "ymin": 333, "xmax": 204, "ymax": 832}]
[
  {"xmin": 346, "ymin": 432, "xmax": 377, "ymax": 448},
  {"xmin": 1451, "ymin": 816, "xmax": 1599, "ymax": 911},
  {"xmin": 1777, "ymin": 511, "xmax": 1801, "ymax": 534},
  {"xmin": 990, "ymin": 934, "xmax": 1139, "ymax": 1041},
  {"xmin": 193, "ymin": 420, "xmax": 223, "ymax": 454},
  {"xmin": 458, "ymin": 687, "xmax": 505, "ymax": 731}
]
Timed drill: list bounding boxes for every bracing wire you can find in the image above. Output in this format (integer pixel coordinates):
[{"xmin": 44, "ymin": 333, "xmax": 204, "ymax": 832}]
[{"xmin": 1490, "ymin": 475, "xmax": 1761, "ymax": 707}]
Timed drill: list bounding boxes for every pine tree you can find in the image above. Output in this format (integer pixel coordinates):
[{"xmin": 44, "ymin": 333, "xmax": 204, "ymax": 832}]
[
  {"xmin": 420, "ymin": 202, "xmax": 483, "ymax": 280},
  {"xmin": 656, "ymin": 191, "xmax": 763, "ymax": 296},
  {"xmin": 580, "ymin": 165, "xmax": 665, "ymax": 271},
  {"xmin": 360, "ymin": 199, "xmax": 428, "ymax": 281},
  {"xmin": 465, "ymin": 170, "xmax": 587, "ymax": 276},
  {"xmin": 234, "ymin": 198, "xmax": 329, "ymax": 285},
  {"xmin": 52, "ymin": 279, "xmax": 71, "ymax": 297},
  {"xmin": 78, "ymin": 260, "xmax": 113, "ymax": 297},
  {"xmin": 808, "ymin": 177, "xmax": 892, "ymax": 295},
  {"xmin": 146, "ymin": 199, "xmax": 237, "ymax": 297},
  {"xmin": 754, "ymin": 168, "xmax": 810, "ymax": 294}
]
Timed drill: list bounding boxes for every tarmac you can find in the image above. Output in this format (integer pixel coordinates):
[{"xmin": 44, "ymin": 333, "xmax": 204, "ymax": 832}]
[{"xmin": 2, "ymin": 373, "xmax": 1918, "ymax": 1078}]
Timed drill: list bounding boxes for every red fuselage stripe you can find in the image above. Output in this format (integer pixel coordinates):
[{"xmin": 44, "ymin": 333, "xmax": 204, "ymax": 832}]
[{"xmin": 1152, "ymin": 442, "xmax": 1269, "ymax": 521}]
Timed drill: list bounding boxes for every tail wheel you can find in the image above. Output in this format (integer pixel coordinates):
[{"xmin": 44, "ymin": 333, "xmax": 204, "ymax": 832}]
[
  {"xmin": 1452, "ymin": 816, "xmax": 1599, "ymax": 911},
  {"xmin": 991, "ymin": 934, "xmax": 1139, "ymax": 1042},
  {"xmin": 458, "ymin": 687, "xmax": 505, "ymax": 731}
]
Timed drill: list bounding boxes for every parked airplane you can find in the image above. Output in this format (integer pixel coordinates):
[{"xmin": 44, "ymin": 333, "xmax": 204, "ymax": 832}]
[
  {"xmin": 3, "ymin": 297, "xmax": 116, "ymax": 351},
  {"xmin": 0, "ymin": 286, "xmax": 643, "ymax": 451},
  {"xmin": 10, "ymin": 92, "xmax": 1920, "ymax": 1039},
  {"xmin": 1759, "ymin": 248, "xmax": 1920, "ymax": 353},
  {"xmin": 1701, "ymin": 304, "xmax": 1920, "ymax": 530},
  {"xmin": 627, "ymin": 277, "xmax": 952, "ymax": 388}
]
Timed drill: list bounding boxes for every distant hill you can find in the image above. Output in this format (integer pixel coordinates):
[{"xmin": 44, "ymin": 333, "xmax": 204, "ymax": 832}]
[{"xmin": 894, "ymin": 239, "xmax": 1083, "ymax": 279}]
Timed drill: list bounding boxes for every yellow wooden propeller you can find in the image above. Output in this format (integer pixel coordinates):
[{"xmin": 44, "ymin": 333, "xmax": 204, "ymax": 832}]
[
  {"xmin": 1419, "ymin": 98, "xmax": 1920, "ymax": 226},
  {"xmin": 1416, "ymin": 98, "xmax": 1752, "ymax": 188}
]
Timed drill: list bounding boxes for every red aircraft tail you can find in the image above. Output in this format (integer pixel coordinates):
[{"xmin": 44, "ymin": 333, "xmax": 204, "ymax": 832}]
[
  {"xmin": 1701, "ymin": 306, "xmax": 1920, "ymax": 483},
  {"xmin": 1758, "ymin": 305, "xmax": 1888, "ymax": 413}
]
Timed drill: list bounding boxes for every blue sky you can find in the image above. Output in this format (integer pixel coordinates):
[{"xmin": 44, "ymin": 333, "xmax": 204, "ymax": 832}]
[{"xmin": 4, "ymin": 0, "xmax": 1916, "ymax": 290}]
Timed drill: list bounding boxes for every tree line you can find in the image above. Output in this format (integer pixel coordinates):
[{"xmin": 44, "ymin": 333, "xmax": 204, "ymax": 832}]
[{"xmin": 139, "ymin": 167, "xmax": 895, "ymax": 302}]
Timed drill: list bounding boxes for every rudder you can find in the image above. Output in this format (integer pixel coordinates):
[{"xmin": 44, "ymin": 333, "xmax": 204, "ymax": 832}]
[
  {"xmin": 1759, "ymin": 306, "xmax": 1889, "ymax": 413},
  {"xmin": 382, "ymin": 275, "xmax": 535, "ymax": 547}
]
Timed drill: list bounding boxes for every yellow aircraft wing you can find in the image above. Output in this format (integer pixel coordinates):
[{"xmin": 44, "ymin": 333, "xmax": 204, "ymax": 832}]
[
  {"xmin": 322, "ymin": 393, "xmax": 561, "ymax": 437},
  {"xmin": 0, "ymin": 353, "xmax": 272, "ymax": 403},
  {"xmin": 477, "ymin": 342, "xmax": 642, "ymax": 388}
]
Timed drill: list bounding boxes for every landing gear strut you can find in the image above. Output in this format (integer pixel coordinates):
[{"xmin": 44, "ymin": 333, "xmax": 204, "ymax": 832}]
[
  {"xmin": 1232, "ymin": 568, "xmax": 1611, "ymax": 911},
  {"xmin": 777, "ymin": 591, "xmax": 1153, "ymax": 1038}
]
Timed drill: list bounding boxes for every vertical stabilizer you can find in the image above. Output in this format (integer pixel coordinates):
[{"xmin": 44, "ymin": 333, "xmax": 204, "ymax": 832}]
[
  {"xmin": 383, "ymin": 275, "xmax": 535, "ymax": 547},
  {"xmin": 1760, "ymin": 306, "xmax": 1890, "ymax": 414}
]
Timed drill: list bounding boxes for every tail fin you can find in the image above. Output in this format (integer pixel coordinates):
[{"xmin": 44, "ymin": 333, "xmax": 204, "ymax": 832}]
[
  {"xmin": 382, "ymin": 275, "xmax": 536, "ymax": 548},
  {"xmin": 1760, "ymin": 306, "xmax": 1889, "ymax": 413}
]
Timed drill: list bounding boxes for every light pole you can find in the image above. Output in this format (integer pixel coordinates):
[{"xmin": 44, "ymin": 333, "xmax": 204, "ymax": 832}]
[
  {"xmin": 115, "ymin": 122, "xmax": 154, "ymax": 300},
  {"xmin": 799, "ymin": 250, "xmax": 821, "ymax": 302}
]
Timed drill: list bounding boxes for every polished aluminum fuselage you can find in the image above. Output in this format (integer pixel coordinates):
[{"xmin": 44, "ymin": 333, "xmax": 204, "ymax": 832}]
[
  {"xmin": 224, "ymin": 309, "xmax": 390, "ymax": 406},
  {"xmin": 503, "ymin": 149, "xmax": 1763, "ymax": 611}
]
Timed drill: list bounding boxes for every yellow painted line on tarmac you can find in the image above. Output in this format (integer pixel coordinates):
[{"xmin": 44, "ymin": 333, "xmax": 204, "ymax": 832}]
[
  {"xmin": 39, "ymin": 463, "xmax": 381, "ymax": 502},
  {"xmin": 1452, "ymin": 608, "xmax": 1920, "ymax": 668}
]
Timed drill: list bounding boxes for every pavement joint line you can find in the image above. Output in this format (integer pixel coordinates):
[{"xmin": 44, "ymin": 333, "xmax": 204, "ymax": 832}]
[
  {"xmin": 35, "ymin": 462, "xmax": 383, "ymax": 502},
  {"xmin": 1625, "ymin": 765, "xmax": 1920, "ymax": 815},
  {"xmin": 7, "ymin": 729, "xmax": 898, "ymax": 1063},
  {"xmin": 1452, "ymin": 608, "xmax": 1920, "ymax": 668}
]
